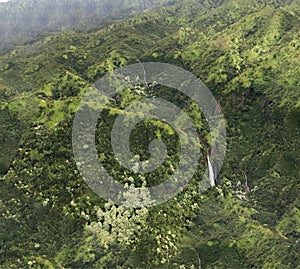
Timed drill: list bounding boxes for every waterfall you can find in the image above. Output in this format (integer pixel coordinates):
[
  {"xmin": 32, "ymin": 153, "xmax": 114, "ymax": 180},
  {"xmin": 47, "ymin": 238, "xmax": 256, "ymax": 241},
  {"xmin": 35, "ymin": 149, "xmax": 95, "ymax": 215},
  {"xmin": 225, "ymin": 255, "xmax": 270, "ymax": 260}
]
[{"xmin": 207, "ymin": 155, "xmax": 215, "ymax": 187}]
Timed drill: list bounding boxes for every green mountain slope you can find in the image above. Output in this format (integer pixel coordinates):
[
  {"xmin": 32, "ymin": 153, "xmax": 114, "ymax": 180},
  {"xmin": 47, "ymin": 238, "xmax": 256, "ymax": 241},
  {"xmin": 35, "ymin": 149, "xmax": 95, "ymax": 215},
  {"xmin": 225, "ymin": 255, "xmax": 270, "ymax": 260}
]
[{"xmin": 0, "ymin": 0, "xmax": 299, "ymax": 268}]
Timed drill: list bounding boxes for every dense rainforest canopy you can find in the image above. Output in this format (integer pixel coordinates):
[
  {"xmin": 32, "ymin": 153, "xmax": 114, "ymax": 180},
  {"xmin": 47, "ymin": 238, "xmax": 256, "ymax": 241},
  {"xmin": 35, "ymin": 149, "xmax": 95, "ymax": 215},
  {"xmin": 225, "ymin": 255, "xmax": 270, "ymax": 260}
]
[{"xmin": 0, "ymin": 0, "xmax": 299, "ymax": 268}]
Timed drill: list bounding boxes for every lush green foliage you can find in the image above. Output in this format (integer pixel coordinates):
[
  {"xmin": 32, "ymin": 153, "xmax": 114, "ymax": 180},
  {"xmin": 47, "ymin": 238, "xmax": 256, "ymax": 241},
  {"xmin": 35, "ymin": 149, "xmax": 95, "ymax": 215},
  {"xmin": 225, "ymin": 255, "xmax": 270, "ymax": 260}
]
[{"xmin": 0, "ymin": 0, "xmax": 299, "ymax": 268}]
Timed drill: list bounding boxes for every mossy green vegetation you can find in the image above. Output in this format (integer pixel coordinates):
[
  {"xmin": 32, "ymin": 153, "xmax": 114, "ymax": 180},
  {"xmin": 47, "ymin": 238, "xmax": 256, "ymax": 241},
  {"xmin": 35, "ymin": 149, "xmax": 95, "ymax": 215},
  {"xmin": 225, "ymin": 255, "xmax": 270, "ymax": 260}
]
[{"xmin": 0, "ymin": 0, "xmax": 299, "ymax": 268}]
